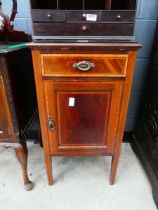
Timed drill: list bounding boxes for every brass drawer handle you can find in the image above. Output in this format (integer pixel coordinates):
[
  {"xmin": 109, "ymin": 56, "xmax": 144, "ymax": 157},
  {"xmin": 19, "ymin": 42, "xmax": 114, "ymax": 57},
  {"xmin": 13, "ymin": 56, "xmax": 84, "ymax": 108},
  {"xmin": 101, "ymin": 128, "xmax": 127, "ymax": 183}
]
[
  {"xmin": 48, "ymin": 116, "xmax": 55, "ymax": 131},
  {"xmin": 73, "ymin": 61, "xmax": 96, "ymax": 71}
]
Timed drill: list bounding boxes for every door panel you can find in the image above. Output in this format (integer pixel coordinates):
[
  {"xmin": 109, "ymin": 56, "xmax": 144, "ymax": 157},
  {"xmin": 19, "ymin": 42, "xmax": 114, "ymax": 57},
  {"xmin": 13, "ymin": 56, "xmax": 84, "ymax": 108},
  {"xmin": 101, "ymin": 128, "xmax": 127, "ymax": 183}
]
[
  {"xmin": 44, "ymin": 81, "xmax": 123, "ymax": 155},
  {"xmin": 58, "ymin": 92, "xmax": 111, "ymax": 146},
  {"xmin": 0, "ymin": 76, "xmax": 11, "ymax": 141}
]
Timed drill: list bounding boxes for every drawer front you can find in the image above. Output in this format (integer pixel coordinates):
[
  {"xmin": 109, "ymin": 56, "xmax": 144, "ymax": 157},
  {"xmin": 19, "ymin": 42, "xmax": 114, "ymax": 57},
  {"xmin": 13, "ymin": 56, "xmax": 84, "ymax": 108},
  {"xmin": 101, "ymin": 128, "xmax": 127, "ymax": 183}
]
[
  {"xmin": 32, "ymin": 10, "xmax": 135, "ymax": 23},
  {"xmin": 32, "ymin": 9, "xmax": 66, "ymax": 22},
  {"xmin": 101, "ymin": 11, "xmax": 135, "ymax": 22},
  {"xmin": 67, "ymin": 11, "xmax": 101, "ymax": 22},
  {"xmin": 33, "ymin": 23, "xmax": 134, "ymax": 36},
  {"xmin": 41, "ymin": 54, "xmax": 128, "ymax": 77}
]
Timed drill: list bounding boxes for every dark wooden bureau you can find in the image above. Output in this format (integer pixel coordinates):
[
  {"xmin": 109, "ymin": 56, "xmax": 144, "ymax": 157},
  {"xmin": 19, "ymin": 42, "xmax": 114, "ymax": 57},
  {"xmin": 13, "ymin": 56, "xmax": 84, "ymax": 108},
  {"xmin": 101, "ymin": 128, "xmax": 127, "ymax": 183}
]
[
  {"xmin": 0, "ymin": 44, "xmax": 37, "ymax": 190},
  {"xmin": 30, "ymin": 0, "xmax": 137, "ymax": 41}
]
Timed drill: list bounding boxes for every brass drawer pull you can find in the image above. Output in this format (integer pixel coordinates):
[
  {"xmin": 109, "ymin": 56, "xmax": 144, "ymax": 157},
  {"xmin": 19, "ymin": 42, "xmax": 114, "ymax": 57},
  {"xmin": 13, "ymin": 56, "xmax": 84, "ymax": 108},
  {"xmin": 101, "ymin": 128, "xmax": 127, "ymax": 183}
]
[
  {"xmin": 48, "ymin": 116, "xmax": 55, "ymax": 131},
  {"xmin": 73, "ymin": 61, "xmax": 96, "ymax": 71}
]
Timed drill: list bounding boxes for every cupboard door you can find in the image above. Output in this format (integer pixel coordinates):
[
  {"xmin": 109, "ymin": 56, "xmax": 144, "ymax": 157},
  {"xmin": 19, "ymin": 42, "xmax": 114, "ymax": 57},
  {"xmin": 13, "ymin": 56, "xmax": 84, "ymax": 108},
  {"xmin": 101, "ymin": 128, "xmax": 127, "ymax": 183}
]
[
  {"xmin": 44, "ymin": 81, "xmax": 123, "ymax": 155},
  {"xmin": 0, "ymin": 76, "xmax": 11, "ymax": 141}
]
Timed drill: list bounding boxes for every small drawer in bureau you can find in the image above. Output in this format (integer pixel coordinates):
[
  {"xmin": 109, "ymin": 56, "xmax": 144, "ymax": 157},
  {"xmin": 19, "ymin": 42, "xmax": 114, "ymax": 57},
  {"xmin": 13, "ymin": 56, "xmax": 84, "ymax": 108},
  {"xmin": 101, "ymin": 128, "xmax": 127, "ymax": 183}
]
[
  {"xmin": 101, "ymin": 11, "xmax": 135, "ymax": 22},
  {"xmin": 32, "ymin": 9, "xmax": 66, "ymax": 22},
  {"xmin": 33, "ymin": 23, "xmax": 134, "ymax": 36},
  {"xmin": 41, "ymin": 54, "xmax": 128, "ymax": 77},
  {"xmin": 67, "ymin": 11, "xmax": 101, "ymax": 22}
]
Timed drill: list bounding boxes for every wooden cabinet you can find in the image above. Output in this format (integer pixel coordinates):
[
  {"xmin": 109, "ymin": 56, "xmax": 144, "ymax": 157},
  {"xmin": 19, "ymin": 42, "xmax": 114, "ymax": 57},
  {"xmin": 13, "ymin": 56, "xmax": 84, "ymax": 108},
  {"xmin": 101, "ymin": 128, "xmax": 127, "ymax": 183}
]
[
  {"xmin": 30, "ymin": 42, "xmax": 141, "ymax": 185},
  {"xmin": 0, "ymin": 46, "xmax": 37, "ymax": 190}
]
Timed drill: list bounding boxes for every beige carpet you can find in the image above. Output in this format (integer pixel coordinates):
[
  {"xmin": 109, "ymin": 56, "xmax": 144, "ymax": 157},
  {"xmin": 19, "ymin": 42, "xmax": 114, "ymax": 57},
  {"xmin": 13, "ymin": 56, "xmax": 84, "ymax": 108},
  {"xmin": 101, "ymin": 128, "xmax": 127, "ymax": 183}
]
[{"xmin": 0, "ymin": 142, "xmax": 157, "ymax": 210}]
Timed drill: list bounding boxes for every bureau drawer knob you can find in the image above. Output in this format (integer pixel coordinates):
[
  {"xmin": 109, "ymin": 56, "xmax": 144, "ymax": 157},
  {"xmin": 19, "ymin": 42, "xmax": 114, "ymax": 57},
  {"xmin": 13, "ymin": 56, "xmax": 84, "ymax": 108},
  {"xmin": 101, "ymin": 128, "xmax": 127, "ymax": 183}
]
[
  {"xmin": 73, "ymin": 61, "xmax": 96, "ymax": 71},
  {"xmin": 47, "ymin": 14, "xmax": 52, "ymax": 19},
  {"xmin": 82, "ymin": 14, "xmax": 87, "ymax": 19},
  {"xmin": 82, "ymin": 25, "xmax": 87, "ymax": 31},
  {"xmin": 116, "ymin": 15, "xmax": 122, "ymax": 20}
]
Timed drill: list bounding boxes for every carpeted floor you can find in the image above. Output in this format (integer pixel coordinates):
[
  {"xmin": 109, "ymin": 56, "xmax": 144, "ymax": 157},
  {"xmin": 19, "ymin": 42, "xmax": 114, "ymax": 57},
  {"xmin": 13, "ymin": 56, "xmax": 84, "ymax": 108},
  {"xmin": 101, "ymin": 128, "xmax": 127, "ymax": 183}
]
[{"xmin": 0, "ymin": 142, "xmax": 157, "ymax": 210}]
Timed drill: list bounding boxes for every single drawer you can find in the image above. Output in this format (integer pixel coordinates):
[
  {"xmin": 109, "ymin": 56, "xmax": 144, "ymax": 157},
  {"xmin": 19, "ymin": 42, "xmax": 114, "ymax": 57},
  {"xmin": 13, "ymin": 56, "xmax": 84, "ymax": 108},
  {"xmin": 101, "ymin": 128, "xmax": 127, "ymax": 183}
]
[
  {"xmin": 32, "ymin": 9, "xmax": 66, "ymax": 22},
  {"xmin": 41, "ymin": 54, "xmax": 128, "ymax": 77},
  {"xmin": 67, "ymin": 11, "xmax": 101, "ymax": 22},
  {"xmin": 33, "ymin": 23, "xmax": 134, "ymax": 36},
  {"xmin": 101, "ymin": 11, "xmax": 135, "ymax": 22}
]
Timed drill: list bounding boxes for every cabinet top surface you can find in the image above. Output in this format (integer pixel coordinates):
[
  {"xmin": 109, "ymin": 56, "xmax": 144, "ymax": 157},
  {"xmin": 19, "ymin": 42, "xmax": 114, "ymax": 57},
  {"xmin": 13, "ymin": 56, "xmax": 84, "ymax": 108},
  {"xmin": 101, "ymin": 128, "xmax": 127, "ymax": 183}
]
[{"xmin": 28, "ymin": 41, "xmax": 142, "ymax": 51}]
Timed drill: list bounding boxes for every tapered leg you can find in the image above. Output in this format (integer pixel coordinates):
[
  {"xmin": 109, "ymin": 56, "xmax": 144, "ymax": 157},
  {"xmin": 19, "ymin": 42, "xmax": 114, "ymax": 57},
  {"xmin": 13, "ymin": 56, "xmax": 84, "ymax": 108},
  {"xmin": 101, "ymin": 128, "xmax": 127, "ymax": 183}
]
[
  {"xmin": 110, "ymin": 155, "xmax": 119, "ymax": 185},
  {"xmin": 110, "ymin": 143, "xmax": 122, "ymax": 185},
  {"xmin": 15, "ymin": 142, "xmax": 34, "ymax": 191},
  {"xmin": 44, "ymin": 152, "xmax": 53, "ymax": 185}
]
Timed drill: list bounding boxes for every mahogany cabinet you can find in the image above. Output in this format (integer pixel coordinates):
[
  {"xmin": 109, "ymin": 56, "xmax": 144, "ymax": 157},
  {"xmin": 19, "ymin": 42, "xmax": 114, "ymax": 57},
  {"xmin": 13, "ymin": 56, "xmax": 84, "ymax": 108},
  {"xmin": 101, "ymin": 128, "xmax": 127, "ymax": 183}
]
[
  {"xmin": 0, "ymin": 45, "xmax": 37, "ymax": 190},
  {"xmin": 29, "ymin": 42, "xmax": 141, "ymax": 185}
]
